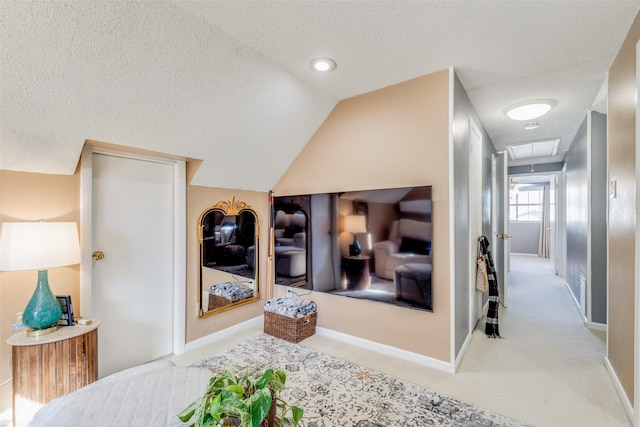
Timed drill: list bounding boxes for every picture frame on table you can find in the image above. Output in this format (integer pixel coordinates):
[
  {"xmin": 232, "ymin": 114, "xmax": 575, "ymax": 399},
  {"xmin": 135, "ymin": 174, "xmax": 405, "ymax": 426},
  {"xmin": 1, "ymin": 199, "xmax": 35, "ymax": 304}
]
[{"xmin": 56, "ymin": 295, "xmax": 75, "ymax": 326}]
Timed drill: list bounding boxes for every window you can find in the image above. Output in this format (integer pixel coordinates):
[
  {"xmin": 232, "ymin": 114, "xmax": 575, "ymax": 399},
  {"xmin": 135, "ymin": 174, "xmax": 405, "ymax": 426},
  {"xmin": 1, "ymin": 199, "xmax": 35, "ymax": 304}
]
[{"xmin": 510, "ymin": 188, "xmax": 543, "ymax": 222}]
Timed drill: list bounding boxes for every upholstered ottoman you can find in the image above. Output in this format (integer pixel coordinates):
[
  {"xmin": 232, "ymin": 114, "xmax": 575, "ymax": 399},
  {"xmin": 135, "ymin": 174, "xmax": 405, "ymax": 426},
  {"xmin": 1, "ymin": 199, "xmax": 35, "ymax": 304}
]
[
  {"xmin": 381, "ymin": 252, "xmax": 431, "ymax": 280},
  {"xmin": 394, "ymin": 263, "xmax": 433, "ymax": 310},
  {"xmin": 246, "ymin": 245, "xmax": 255, "ymax": 269},
  {"xmin": 276, "ymin": 248, "xmax": 306, "ymax": 277}
]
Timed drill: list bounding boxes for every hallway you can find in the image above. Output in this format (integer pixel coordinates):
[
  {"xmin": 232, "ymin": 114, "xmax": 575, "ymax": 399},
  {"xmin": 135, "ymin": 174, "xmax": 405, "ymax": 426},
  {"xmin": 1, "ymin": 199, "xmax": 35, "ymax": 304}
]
[{"xmin": 456, "ymin": 254, "xmax": 627, "ymax": 426}]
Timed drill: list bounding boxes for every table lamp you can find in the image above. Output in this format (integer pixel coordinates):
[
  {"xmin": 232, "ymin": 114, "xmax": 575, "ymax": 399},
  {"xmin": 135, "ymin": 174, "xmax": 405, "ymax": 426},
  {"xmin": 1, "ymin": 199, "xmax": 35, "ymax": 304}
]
[
  {"xmin": 0, "ymin": 222, "xmax": 81, "ymax": 336},
  {"xmin": 344, "ymin": 215, "xmax": 367, "ymax": 257}
]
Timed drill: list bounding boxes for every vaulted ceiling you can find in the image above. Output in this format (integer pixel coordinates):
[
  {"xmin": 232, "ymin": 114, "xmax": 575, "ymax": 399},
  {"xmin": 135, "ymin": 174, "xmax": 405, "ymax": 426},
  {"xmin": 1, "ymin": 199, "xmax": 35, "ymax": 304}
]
[{"xmin": 1, "ymin": 1, "xmax": 638, "ymax": 191}]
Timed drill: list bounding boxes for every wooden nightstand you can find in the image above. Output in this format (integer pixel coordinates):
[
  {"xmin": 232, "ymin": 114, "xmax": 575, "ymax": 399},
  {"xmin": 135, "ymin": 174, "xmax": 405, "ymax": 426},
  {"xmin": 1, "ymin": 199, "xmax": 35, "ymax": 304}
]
[
  {"xmin": 343, "ymin": 256, "xmax": 371, "ymax": 290},
  {"xmin": 7, "ymin": 320, "xmax": 101, "ymax": 426}
]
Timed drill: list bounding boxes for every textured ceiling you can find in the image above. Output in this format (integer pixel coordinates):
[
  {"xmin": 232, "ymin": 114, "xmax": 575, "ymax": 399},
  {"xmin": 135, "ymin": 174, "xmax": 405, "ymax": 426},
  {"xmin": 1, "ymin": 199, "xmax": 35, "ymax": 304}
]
[{"xmin": 1, "ymin": 1, "xmax": 638, "ymax": 190}]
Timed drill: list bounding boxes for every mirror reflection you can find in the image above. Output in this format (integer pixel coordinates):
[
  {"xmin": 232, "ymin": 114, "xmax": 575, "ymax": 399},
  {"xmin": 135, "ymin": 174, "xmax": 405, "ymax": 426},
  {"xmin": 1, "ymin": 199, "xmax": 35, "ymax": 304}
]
[
  {"xmin": 273, "ymin": 196, "xmax": 309, "ymax": 287},
  {"xmin": 275, "ymin": 186, "xmax": 432, "ymax": 312},
  {"xmin": 199, "ymin": 198, "xmax": 259, "ymax": 316}
]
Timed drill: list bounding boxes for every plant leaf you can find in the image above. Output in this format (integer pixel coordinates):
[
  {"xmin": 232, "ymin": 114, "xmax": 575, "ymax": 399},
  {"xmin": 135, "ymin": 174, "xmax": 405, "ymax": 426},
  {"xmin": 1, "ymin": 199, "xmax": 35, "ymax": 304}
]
[
  {"xmin": 247, "ymin": 388, "xmax": 272, "ymax": 427},
  {"xmin": 206, "ymin": 393, "xmax": 224, "ymax": 422},
  {"xmin": 223, "ymin": 384, "xmax": 245, "ymax": 396},
  {"xmin": 274, "ymin": 370, "xmax": 286, "ymax": 385},
  {"xmin": 256, "ymin": 369, "xmax": 274, "ymax": 390},
  {"xmin": 177, "ymin": 397, "xmax": 201, "ymax": 422},
  {"xmin": 268, "ymin": 370, "xmax": 287, "ymax": 392},
  {"xmin": 218, "ymin": 393, "xmax": 248, "ymax": 420},
  {"xmin": 290, "ymin": 406, "xmax": 304, "ymax": 425}
]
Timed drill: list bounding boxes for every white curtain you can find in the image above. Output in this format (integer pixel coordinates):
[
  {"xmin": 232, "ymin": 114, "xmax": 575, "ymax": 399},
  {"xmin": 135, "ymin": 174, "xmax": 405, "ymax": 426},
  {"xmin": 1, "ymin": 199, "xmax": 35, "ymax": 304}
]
[{"xmin": 538, "ymin": 185, "xmax": 550, "ymax": 258}]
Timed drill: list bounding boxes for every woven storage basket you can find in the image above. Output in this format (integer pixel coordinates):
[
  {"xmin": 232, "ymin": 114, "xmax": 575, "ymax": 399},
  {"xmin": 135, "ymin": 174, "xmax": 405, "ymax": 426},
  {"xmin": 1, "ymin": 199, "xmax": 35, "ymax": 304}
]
[
  {"xmin": 264, "ymin": 311, "xmax": 317, "ymax": 343},
  {"xmin": 208, "ymin": 294, "xmax": 233, "ymax": 310},
  {"xmin": 209, "ymin": 294, "xmax": 253, "ymax": 311}
]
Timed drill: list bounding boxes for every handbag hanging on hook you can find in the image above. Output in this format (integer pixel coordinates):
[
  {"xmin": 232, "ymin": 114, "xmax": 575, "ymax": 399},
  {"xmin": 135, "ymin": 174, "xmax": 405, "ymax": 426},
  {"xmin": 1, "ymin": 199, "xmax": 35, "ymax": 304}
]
[{"xmin": 476, "ymin": 240, "xmax": 489, "ymax": 293}]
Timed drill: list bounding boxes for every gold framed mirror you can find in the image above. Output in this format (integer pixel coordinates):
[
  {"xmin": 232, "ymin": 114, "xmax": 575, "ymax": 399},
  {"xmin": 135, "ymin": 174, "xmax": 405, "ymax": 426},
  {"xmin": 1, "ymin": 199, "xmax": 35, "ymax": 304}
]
[{"xmin": 198, "ymin": 197, "xmax": 260, "ymax": 317}]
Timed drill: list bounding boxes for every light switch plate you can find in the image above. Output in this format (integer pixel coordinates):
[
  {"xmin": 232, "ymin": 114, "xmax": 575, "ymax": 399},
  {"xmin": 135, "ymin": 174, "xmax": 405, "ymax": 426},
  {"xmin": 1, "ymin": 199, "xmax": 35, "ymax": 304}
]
[{"xmin": 610, "ymin": 180, "xmax": 617, "ymax": 199}]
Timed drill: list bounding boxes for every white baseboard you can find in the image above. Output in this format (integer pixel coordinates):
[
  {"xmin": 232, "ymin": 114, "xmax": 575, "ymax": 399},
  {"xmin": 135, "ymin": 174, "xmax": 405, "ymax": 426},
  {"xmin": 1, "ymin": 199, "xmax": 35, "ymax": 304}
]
[
  {"xmin": 565, "ymin": 282, "xmax": 589, "ymax": 325},
  {"xmin": 604, "ymin": 357, "xmax": 635, "ymax": 424},
  {"xmin": 185, "ymin": 320, "xmax": 455, "ymax": 374},
  {"xmin": 454, "ymin": 332, "xmax": 473, "ymax": 372},
  {"xmin": 586, "ymin": 321, "xmax": 607, "ymax": 332},
  {"xmin": 315, "ymin": 326, "xmax": 455, "ymax": 374},
  {"xmin": 184, "ymin": 316, "xmax": 263, "ymax": 353},
  {"xmin": 564, "ymin": 283, "xmax": 608, "ymax": 332}
]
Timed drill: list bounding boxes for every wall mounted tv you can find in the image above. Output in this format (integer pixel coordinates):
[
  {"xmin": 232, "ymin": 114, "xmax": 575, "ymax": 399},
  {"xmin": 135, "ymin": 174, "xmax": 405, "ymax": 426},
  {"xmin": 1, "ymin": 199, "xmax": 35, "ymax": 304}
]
[{"xmin": 273, "ymin": 185, "xmax": 432, "ymax": 312}]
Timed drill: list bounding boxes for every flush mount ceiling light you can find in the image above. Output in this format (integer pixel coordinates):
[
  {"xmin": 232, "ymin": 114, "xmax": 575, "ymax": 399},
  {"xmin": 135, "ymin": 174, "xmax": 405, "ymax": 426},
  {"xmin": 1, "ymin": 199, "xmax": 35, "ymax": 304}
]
[
  {"xmin": 505, "ymin": 100, "xmax": 556, "ymax": 121},
  {"xmin": 309, "ymin": 57, "xmax": 337, "ymax": 72}
]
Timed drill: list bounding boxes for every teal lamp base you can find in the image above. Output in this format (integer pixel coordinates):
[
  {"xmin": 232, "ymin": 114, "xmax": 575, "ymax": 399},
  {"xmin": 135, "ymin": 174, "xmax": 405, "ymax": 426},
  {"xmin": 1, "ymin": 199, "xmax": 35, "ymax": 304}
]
[
  {"xmin": 350, "ymin": 235, "xmax": 362, "ymax": 257},
  {"xmin": 23, "ymin": 270, "xmax": 62, "ymax": 336}
]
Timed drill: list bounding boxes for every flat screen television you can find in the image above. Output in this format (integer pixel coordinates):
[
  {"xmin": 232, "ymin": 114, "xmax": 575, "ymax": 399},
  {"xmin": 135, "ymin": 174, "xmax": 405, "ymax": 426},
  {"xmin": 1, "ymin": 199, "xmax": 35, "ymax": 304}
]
[{"xmin": 273, "ymin": 185, "xmax": 432, "ymax": 312}]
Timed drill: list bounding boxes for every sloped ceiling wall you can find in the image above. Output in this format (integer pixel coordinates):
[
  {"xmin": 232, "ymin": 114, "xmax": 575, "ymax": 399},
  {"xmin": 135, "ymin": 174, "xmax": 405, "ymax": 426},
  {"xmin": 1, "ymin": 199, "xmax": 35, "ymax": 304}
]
[
  {"xmin": 2, "ymin": 2, "xmax": 639, "ymax": 190},
  {"xmin": 0, "ymin": 1, "xmax": 337, "ymax": 190}
]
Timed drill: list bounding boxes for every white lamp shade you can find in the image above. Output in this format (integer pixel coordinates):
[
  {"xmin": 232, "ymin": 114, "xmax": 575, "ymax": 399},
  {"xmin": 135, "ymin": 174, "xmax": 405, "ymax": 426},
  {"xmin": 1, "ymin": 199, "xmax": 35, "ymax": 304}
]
[
  {"xmin": 0, "ymin": 222, "xmax": 81, "ymax": 271},
  {"xmin": 343, "ymin": 215, "xmax": 367, "ymax": 234}
]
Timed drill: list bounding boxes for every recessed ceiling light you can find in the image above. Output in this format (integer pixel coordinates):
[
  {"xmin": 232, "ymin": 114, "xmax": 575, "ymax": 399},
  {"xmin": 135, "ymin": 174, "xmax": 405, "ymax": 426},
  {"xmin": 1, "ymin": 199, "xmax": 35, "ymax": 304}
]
[
  {"xmin": 525, "ymin": 122, "xmax": 538, "ymax": 130},
  {"xmin": 309, "ymin": 57, "xmax": 337, "ymax": 72},
  {"xmin": 505, "ymin": 100, "xmax": 556, "ymax": 121}
]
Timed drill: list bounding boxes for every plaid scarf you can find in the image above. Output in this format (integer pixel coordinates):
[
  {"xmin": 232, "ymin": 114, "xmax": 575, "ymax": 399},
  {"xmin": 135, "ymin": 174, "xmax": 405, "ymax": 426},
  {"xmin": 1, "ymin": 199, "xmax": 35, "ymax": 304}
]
[{"xmin": 479, "ymin": 236, "xmax": 501, "ymax": 338}]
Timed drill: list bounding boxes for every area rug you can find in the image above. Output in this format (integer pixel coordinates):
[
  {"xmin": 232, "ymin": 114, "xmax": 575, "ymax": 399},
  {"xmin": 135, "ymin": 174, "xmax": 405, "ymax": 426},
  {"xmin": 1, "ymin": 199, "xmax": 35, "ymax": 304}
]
[
  {"xmin": 208, "ymin": 263, "xmax": 254, "ymax": 279},
  {"xmin": 193, "ymin": 334, "xmax": 527, "ymax": 427}
]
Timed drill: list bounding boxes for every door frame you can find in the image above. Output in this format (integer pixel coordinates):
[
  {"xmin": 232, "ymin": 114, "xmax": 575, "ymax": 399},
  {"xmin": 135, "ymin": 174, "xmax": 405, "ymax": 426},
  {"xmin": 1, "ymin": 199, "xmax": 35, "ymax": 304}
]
[
  {"xmin": 79, "ymin": 144, "xmax": 186, "ymax": 356},
  {"xmin": 468, "ymin": 118, "xmax": 483, "ymax": 330},
  {"xmin": 633, "ymin": 39, "xmax": 640, "ymax": 427},
  {"xmin": 493, "ymin": 151, "xmax": 509, "ymax": 307}
]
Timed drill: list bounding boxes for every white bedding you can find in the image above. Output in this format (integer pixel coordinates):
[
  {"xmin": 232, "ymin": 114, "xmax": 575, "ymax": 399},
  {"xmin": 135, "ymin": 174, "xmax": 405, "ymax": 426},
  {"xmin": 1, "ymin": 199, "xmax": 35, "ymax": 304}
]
[{"xmin": 29, "ymin": 363, "xmax": 211, "ymax": 426}]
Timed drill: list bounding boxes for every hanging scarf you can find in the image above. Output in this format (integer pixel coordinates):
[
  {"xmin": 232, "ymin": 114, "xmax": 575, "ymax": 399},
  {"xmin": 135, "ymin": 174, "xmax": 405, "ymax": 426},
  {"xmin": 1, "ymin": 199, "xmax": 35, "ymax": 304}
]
[{"xmin": 479, "ymin": 235, "xmax": 502, "ymax": 338}]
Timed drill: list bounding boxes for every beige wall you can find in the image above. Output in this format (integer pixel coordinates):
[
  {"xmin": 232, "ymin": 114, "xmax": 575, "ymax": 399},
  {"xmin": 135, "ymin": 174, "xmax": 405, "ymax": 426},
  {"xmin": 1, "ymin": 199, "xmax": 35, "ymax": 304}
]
[
  {"xmin": 608, "ymin": 12, "xmax": 640, "ymax": 406},
  {"xmin": 0, "ymin": 170, "xmax": 80, "ymax": 411},
  {"xmin": 186, "ymin": 186, "xmax": 269, "ymax": 343},
  {"xmin": 274, "ymin": 69, "xmax": 451, "ymax": 362},
  {"xmin": 0, "ymin": 169, "xmax": 272, "ymax": 411}
]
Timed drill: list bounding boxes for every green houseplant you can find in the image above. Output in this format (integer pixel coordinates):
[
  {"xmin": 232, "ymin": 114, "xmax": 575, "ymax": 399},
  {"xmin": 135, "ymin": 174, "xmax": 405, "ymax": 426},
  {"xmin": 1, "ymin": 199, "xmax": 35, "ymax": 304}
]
[{"xmin": 178, "ymin": 368, "xmax": 303, "ymax": 427}]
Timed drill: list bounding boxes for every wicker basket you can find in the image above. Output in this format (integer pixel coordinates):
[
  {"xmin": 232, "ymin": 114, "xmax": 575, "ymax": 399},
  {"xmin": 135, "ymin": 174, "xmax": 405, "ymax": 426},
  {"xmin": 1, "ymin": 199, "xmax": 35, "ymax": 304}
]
[
  {"xmin": 208, "ymin": 294, "xmax": 233, "ymax": 310},
  {"xmin": 209, "ymin": 293, "xmax": 254, "ymax": 311},
  {"xmin": 264, "ymin": 310, "xmax": 317, "ymax": 343}
]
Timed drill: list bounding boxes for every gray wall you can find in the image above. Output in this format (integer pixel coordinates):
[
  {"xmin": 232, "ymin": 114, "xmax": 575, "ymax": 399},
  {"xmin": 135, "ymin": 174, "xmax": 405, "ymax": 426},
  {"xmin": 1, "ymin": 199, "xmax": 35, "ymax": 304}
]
[
  {"xmin": 509, "ymin": 222, "xmax": 540, "ymax": 254},
  {"xmin": 566, "ymin": 115, "xmax": 589, "ymax": 314},
  {"xmin": 589, "ymin": 112, "xmax": 607, "ymax": 324},
  {"xmin": 565, "ymin": 111, "xmax": 607, "ymax": 324},
  {"xmin": 508, "ymin": 162, "xmax": 564, "ymax": 175},
  {"xmin": 310, "ymin": 193, "xmax": 335, "ymax": 292},
  {"xmin": 452, "ymin": 72, "xmax": 495, "ymax": 356}
]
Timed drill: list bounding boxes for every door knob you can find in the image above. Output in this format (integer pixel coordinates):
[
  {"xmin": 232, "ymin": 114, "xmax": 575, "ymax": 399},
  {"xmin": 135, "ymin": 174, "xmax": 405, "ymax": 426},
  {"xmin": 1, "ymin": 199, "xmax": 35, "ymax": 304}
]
[
  {"xmin": 497, "ymin": 234, "xmax": 512, "ymax": 239},
  {"xmin": 92, "ymin": 251, "xmax": 105, "ymax": 261}
]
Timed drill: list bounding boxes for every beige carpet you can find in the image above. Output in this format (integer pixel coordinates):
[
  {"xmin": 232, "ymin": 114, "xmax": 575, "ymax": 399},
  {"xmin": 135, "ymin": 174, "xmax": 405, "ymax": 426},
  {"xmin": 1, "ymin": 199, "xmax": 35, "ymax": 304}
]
[{"xmin": 173, "ymin": 254, "xmax": 630, "ymax": 427}]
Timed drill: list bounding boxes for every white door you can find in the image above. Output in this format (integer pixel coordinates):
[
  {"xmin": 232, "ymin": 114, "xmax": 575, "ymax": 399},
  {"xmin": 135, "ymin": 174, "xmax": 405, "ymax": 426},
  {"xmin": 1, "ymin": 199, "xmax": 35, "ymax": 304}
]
[
  {"xmin": 88, "ymin": 151, "xmax": 176, "ymax": 378},
  {"xmin": 468, "ymin": 119, "xmax": 483, "ymax": 328},
  {"xmin": 493, "ymin": 152, "xmax": 509, "ymax": 307}
]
